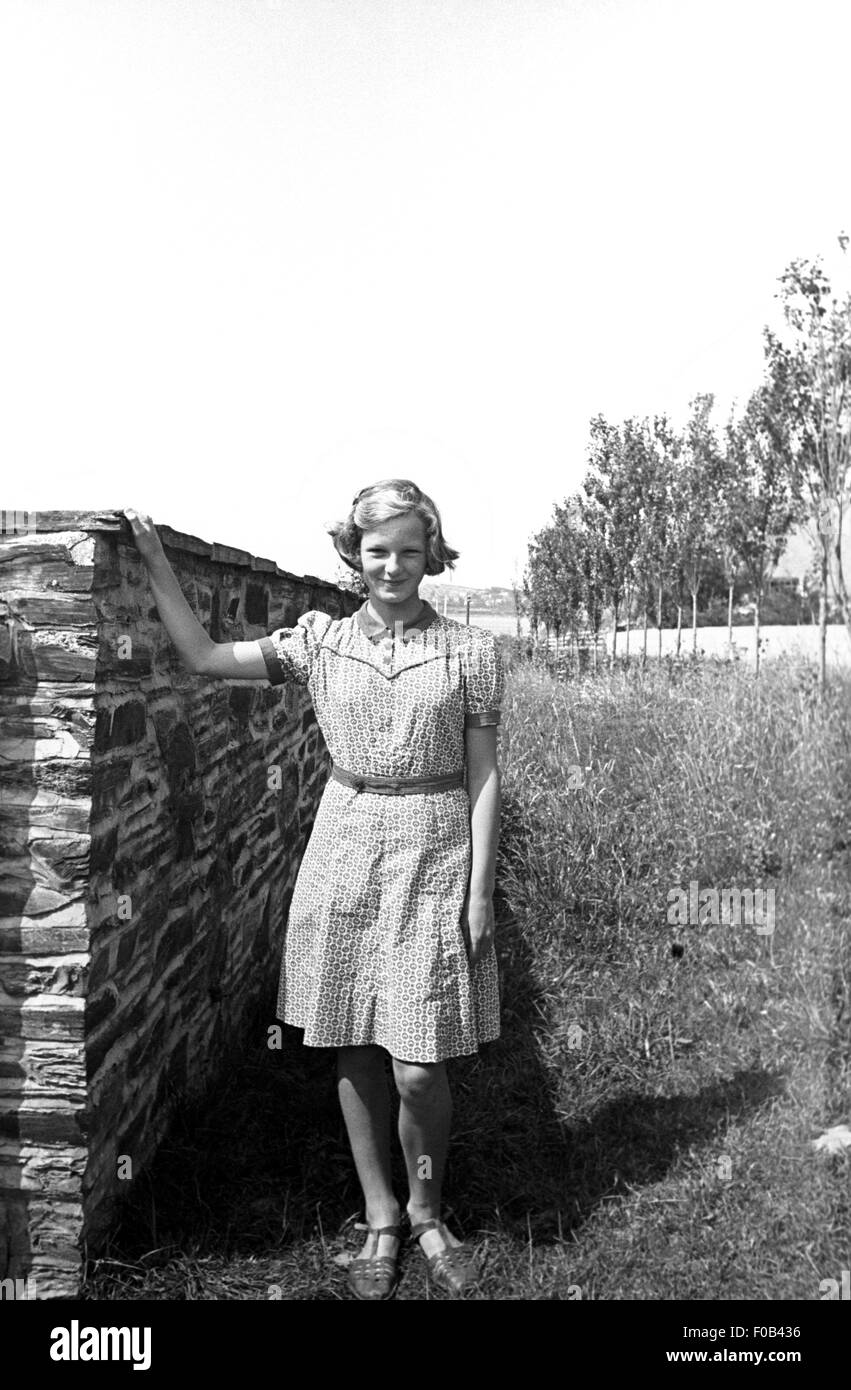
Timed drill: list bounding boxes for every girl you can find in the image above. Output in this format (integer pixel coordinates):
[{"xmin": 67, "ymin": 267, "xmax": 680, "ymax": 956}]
[{"xmin": 122, "ymin": 479, "xmax": 503, "ymax": 1299}]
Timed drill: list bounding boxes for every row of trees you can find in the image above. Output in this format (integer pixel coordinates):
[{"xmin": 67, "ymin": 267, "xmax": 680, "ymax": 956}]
[{"xmin": 523, "ymin": 240, "xmax": 851, "ymax": 685}]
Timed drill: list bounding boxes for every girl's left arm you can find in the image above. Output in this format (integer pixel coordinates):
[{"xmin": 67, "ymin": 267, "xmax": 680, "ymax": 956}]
[{"xmin": 463, "ymin": 725, "xmax": 501, "ymax": 964}]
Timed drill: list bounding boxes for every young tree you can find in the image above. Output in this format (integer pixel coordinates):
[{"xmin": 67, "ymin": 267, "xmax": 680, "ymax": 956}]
[
  {"xmin": 717, "ymin": 409, "xmax": 749, "ymax": 648},
  {"xmin": 724, "ymin": 381, "xmax": 800, "ymax": 675},
  {"xmin": 549, "ymin": 496, "xmax": 603, "ymax": 668},
  {"xmin": 524, "ymin": 516, "xmax": 586, "ymax": 661},
  {"xmin": 670, "ymin": 393, "xmax": 724, "ymax": 653},
  {"xmin": 618, "ymin": 416, "xmax": 652, "ymax": 660},
  {"xmin": 584, "ymin": 414, "xmax": 645, "ymax": 664},
  {"xmin": 637, "ymin": 413, "xmax": 680, "ymax": 659},
  {"xmin": 574, "ymin": 492, "xmax": 611, "ymax": 673},
  {"xmin": 524, "ymin": 526, "xmax": 561, "ymax": 651},
  {"xmin": 764, "ymin": 242, "xmax": 851, "ymax": 690}
]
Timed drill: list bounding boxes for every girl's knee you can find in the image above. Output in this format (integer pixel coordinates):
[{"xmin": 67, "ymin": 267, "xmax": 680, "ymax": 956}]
[{"xmin": 392, "ymin": 1058, "xmax": 446, "ymax": 1105}]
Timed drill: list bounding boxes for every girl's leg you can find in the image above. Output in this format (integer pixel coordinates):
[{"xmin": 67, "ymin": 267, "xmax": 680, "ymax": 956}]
[
  {"xmin": 392, "ymin": 1057, "xmax": 464, "ymax": 1258},
  {"xmin": 337, "ymin": 1045, "xmax": 400, "ymax": 1259}
]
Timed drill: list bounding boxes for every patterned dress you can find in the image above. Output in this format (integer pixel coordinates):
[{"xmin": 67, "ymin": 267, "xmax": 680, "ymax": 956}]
[{"xmin": 257, "ymin": 597, "xmax": 504, "ymax": 1062}]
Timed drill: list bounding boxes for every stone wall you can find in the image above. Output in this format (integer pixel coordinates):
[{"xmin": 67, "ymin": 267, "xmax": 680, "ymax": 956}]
[{"xmin": 0, "ymin": 512, "xmax": 359, "ymax": 1298}]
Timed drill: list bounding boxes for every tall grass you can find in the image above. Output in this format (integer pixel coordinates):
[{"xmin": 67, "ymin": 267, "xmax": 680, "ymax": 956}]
[
  {"xmin": 498, "ymin": 656, "xmax": 850, "ymax": 938},
  {"xmin": 467, "ymin": 654, "xmax": 851, "ymax": 1297}
]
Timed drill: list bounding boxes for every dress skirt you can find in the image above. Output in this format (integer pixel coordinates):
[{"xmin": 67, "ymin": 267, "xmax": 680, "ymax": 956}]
[{"xmin": 276, "ymin": 778, "xmax": 500, "ymax": 1062}]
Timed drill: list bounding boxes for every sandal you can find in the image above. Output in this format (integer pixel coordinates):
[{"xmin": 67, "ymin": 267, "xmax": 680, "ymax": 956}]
[
  {"xmin": 348, "ymin": 1223, "xmax": 401, "ymax": 1301},
  {"xmin": 410, "ymin": 1217, "xmax": 478, "ymax": 1295}
]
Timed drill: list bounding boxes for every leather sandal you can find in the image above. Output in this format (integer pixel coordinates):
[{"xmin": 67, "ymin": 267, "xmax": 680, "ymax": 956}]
[
  {"xmin": 410, "ymin": 1218, "xmax": 478, "ymax": 1295},
  {"xmin": 348, "ymin": 1224, "xmax": 401, "ymax": 1301}
]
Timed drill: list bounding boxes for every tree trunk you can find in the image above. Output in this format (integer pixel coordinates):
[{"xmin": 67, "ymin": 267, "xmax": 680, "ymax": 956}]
[
  {"xmin": 727, "ymin": 582, "xmax": 734, "ymax": 649},
  {"xmin": 691, "ymin": 589, "xmax": 699, "ymax": 654},
  {"xmin": 624, "ymin": 585, "xmax": 631, "ymax": 662},
  {"xmin": 657, "ymin": 580, "xmax": 663, "ymax": 659},
  {"xmin": 819, "ymin": 547, "xmax": 828, "ymax": 696},
  {"xmin": 611, "ymin": 600, "xmax": 619, "ymax": 668},
  {"xmin": 754, "ymin": 595, "xmax": 761, "ymax": 678},
  {"xmin": 642, "ymin": 607, "xmax": 648, "ymax": 666},
  {"xmin": 832, "ymin": 514, "xmax": 851, "ymax": 650},
  {"xmin": 675, "ymin": 605, "xmax": 682, "ymax": 656}
]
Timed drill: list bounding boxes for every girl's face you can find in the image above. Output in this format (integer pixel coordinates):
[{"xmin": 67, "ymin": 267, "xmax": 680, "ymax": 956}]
[{"xmin": 359, "ymin": 513, "xmax": 428, "ymax": 605}]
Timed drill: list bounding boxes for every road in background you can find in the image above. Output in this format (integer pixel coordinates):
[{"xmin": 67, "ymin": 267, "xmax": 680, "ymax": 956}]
[{"xmin": 458, "ymin": 613, "xmax": 851, "ymax": 666}]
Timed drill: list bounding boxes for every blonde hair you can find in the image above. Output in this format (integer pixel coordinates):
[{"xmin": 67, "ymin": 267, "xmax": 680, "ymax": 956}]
[{"xmin": 327, "ymin": 478, "xmax": 460, "ymax": 577}]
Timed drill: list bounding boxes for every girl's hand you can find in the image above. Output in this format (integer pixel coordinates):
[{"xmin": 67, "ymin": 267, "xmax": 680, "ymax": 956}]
[
  {"xmin": 97, "ymin": 508, "xmax": 164, "ymax": 564},
  {"xmin": 461, "ymin": 889, "xmax": 495, "ymax": 967}
]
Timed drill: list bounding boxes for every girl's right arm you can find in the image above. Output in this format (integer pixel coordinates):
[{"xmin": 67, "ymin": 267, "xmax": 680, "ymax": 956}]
[{"xmin": 113, "ymin": 509, "xmax": 269, "ymax": 681}]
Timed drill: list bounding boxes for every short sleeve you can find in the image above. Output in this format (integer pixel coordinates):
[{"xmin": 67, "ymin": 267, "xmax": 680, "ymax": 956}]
[
  {"xmin": 462, "ymin": 630, "xmax": 505, "ymax": 728},
  {"xmin": 257, "ymin": 610, "xmax": 329, "ymax": 687}
]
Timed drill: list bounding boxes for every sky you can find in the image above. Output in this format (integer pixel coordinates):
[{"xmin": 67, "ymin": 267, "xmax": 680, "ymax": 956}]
[{"xmin": 3, "ymin": 0, "xmax": 851, "ymax": 589}]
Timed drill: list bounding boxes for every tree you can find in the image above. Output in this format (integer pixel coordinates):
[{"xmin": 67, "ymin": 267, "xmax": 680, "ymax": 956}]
[
  {"xmin": 717, "ymin": 410, "xmax": 749, "ymax": 647},
  {"xmin": 618, "ymin": 417, "xmax": 652, "ymax": 660},
  {"xmin": 636, "ymin": 413, "xmax": 680, "ymax": 659},
  {"xmin": 670, "ymin": 394, "xmax": 724, "ymax": 654},
  {"xmin": 584, "ymin": 414, "xmax": 644, "ymax": 664},
  {"xmin": 724, "ymin": 381, "xmax": 800, "ymax": 675},
  {"xmin": 524, "ymin": 527, "xmax": 560, "ymax": 649},
  {"xmin": 524, "ymin": 518, "xmax": 585, "ymax": 658},
  {"xmin": 764, "ymin": 240, "xmax": 851, "ymax": 690},
  {"xmin": 572, "ymin": 492, "xmax": 610, "ymax": 672}
]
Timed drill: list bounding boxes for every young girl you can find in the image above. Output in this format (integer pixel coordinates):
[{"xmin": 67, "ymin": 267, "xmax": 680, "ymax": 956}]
[{"xmin": 122, "ymin": 479, "xmax": 503, "ymax": 1299}]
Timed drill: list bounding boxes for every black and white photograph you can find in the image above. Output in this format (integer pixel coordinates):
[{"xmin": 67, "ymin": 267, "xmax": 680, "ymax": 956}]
[{"xmin": 1, "ymin": 0, "xmax": 849, "ymax": 1354}]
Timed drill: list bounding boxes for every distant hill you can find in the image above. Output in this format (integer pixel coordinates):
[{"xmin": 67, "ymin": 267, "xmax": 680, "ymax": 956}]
[{"xmin": 420, "ymin": 582, "xmax": 521, "ymax": 615}]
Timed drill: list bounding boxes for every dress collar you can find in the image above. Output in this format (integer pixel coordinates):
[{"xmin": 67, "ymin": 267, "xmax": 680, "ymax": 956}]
[{"xmin": 356, "ymin": 598, "xmax": 440, "ymax": 643}]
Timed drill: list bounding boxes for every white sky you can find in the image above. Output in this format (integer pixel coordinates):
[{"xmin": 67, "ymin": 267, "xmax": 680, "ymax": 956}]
[{"xmin": 3, "ymin": 0, "xmax": 850, "ymax": 588}]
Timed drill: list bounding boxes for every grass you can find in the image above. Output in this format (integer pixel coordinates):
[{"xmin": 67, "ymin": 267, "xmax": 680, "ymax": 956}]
[{"xmin": 81, "ymin": 655, "xmax": 851, "ymax": 1300}]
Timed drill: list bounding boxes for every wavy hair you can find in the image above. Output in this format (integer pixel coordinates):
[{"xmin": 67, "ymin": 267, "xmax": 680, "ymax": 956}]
[{"xmin": 327, "ymin": 479, "xmax": 460, "ymax": 577}]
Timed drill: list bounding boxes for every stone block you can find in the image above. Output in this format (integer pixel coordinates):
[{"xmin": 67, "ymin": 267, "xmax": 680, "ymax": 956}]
[
  {"xmin": 0, "ymin": 926, "xmax": 89, "ymax": 955},
  {"xmin": 244, "ymin": 582, "xmax": 269, "ymax": 626},
  {"xmin": 95, "ymin": 700, "xmax": 147, "ymax": 751},
  {"xmin": 7, "ymin": 594, "xmax": 97, "ymax": 628},
  {"xmin": 5, "ymin": 631, "xmax": 98, "ymax": 685},
  {"xmin": 0, "ymin": 954, "xmax": 88, "ymax": 999},
  {"xmin": 0, "ymin": 998, "xmax": 85, "ymax": 1043},
  {"xmin": 227, "ymin": 685, "xmax": 255, "ymax": 729}
]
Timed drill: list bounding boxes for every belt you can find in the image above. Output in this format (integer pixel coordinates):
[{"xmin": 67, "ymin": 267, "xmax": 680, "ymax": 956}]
[{"xmin": 331, "ymin": 762, "xmax": 465, "ymax": 795}]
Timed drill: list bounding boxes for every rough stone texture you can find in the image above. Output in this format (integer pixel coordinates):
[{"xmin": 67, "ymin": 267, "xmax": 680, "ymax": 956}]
[{"xmin": 0, "ymin": 513, "xmax": 359, "ymax": 1298}]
